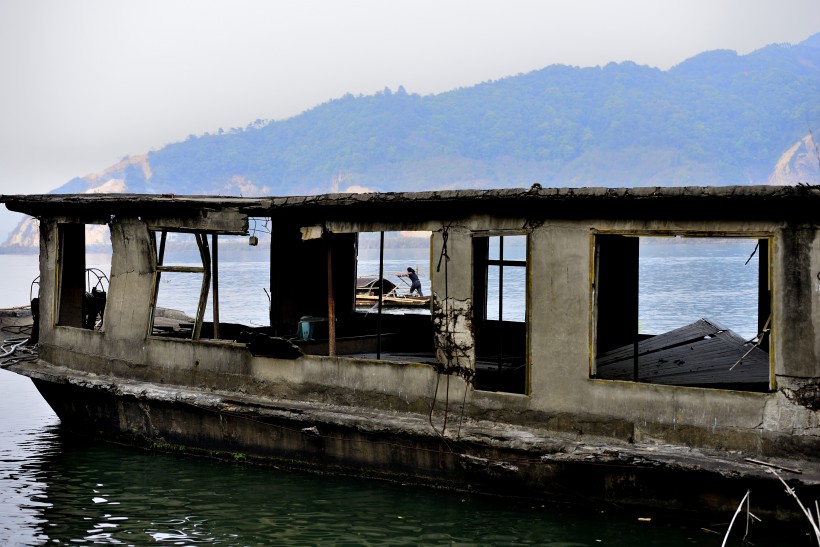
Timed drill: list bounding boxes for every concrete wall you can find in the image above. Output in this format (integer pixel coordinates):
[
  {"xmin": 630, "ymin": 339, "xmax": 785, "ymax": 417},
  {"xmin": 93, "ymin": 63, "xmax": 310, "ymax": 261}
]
[
  {"xmin": 36, "ymin": 212, "xmax": 820, "ymax": 457},
  {"xmin": 430, "ymin": 225, "xmax": 473, "ymax": 371},
  {"xmin": 775, "ymin": 225, "xmax": 820, "ymax": 378},
  {"xmin": 453, "ymin": 219, "xmax": 773, "ymax": 452}
]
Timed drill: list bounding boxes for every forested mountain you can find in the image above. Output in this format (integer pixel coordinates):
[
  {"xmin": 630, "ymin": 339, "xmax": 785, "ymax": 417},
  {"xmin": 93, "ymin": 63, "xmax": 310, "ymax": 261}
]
[
  {"xmin": 3, "ymin": 34, "xmax": 820, "ymax": 249},
  {"xmin": 100, "ymin": 33, "xmax": 820, "ymax": 196}
]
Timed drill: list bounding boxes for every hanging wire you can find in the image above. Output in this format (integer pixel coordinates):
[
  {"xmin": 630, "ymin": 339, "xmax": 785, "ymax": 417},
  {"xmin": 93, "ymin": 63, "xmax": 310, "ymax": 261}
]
[
  {"xmin": 744, "ymin": 241, "xmax": 760, "ymax": 266},
  {"xmin": 429, "ymin": 224, "xmax": 476, "ymax": 440},
  {"xmin": 29, "ymin": 276, "xmax": 40, "ymax": 303},
  {"xmin": 428, "ymin": 227, "xmax": 450, "ymax": 436},
  {"xmin": 430, "ymin": 225, "xmax": 477, "ymax": 440},
  {"xmin": 441, "ymin": 227, "xmax": 451, "ymax": 434},
  {"xmin": 248, "ymin": 217, "xmax": 272, "ymax": 235}
]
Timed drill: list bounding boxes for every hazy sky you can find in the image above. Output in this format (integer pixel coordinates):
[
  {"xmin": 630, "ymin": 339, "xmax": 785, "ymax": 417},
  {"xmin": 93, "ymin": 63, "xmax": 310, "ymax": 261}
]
[{"xmin": 0, "ymin": 0, "xmax": 818, "ymax": 235}]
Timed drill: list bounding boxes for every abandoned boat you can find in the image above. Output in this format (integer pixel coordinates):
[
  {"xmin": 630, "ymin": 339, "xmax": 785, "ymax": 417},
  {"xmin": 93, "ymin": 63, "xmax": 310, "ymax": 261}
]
[{"xmin": 1, "ymin": 186, "xmax": 819, "ymax": 522}]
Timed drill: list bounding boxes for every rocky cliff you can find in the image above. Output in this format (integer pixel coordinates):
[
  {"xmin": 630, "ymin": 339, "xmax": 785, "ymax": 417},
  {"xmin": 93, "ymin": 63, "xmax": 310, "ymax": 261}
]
[{"xmin": 768, "ymin": 133, "xmax": 820, "ymax": 186}]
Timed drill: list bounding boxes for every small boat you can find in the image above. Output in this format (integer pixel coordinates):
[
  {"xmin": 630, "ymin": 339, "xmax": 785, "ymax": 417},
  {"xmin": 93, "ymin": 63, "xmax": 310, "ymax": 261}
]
[{"xmin": 355, "ymin": 276, "xmax": 431, "ymax": 308}]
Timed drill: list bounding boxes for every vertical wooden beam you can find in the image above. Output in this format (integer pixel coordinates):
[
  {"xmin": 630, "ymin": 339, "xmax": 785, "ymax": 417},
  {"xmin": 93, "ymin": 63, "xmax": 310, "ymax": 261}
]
[
  {"xmin": 327, "ymin": 236, "xmax": 336, "ymax": 357},
  {"xmin": 148, "ymin": 231, "xmax": 167, "ymax": 335},
  {"xmin": 269, "ymin": 225, "xmax": 276, "ymax": 333},
  {"xmin": 497, "ymin": 236, "xmax": 505, "ymax": 375},
  {"xmin": 212, "ymin": 233, "xmax": 220, "ymax": 340},
  {"xmin": 377, "ymin": 231, "xmax": 384, "ymax": 359},
  {"xmin": 194, "ymin": 233, "xmax": 211, "ymax": 340},
  {"xmin": 158, "ymin": 231, "xmax": 167, "ymax": 265}
]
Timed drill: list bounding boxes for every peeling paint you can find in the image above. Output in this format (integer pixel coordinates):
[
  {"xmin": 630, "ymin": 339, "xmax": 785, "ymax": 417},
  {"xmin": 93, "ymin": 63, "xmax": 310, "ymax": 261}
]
[{"xmin": 432, "ymin": 294, "xmax": 474, "ymax": 379}]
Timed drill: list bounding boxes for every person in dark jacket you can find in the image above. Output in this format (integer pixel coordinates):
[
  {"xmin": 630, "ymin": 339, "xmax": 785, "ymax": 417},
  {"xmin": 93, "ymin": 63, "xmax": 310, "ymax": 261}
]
[{"xmin": 406, "ymin": 267, "xmax": 423, "ymax": 296}]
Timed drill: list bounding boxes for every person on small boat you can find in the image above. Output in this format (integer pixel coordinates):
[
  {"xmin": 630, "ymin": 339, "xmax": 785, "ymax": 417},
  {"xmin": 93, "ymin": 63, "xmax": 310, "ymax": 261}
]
[{"xmin": 405, "ymin": 267, "xmax": 423, "ymax": 296}]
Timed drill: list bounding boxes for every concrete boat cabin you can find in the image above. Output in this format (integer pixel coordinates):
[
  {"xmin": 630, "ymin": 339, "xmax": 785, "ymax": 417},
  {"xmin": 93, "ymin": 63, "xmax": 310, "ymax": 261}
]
[{"xmin": 2, "ymin": 186, "xmax": 819, "ymax": 521}]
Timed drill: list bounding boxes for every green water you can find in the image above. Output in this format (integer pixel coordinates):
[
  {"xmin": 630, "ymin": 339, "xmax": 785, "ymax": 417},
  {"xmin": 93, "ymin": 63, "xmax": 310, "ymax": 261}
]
[{"xmin": 2, "ymin": 371, "xmax": 809, "ymax": 546}]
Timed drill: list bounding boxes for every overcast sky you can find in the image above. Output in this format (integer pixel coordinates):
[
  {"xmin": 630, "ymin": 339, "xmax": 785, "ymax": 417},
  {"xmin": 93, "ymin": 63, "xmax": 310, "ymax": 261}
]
[{"xmin": 0, "ymin": 0, "xmax": 818, "ymax": 234}]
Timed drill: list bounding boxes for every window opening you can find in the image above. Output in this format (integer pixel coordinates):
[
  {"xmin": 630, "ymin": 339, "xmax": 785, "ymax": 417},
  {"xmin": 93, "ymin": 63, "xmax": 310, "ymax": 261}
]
[
  {"xmin": 149, "ymin": 231, "xmax": 270, "ymax": 342},
  {"xmin": 473, "ymin": 234, "xmax": 528, "ymax": 394},
  {"xmin": 209, "ymin": 237, "xmax": 271, "ymax": 327},
  {"xmin": 56, "ymin": 223, "xmax": 111, "ymax": 330},
  {"xmin": 328, "ymin": 230, "xmax": 435, "ymax": 362},
  {"xmin": 150, "ymin": 231, "xmax": 210, "ymax": 339},
  {"xmin": 266, "ymin": 227, "xmax": 434, "ymax": 362},
  {"xmin": 355, "ymin": 231, "xmax": 431, "ymax": 314},
  {"xmin": 593, "ymin": 235, "xmax": 771, "ymax": 392}
]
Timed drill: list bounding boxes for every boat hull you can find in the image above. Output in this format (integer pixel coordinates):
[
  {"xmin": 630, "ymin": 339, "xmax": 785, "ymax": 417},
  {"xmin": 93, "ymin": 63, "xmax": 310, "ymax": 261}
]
[
  {"xmin": 29, "ymin": 375, "xmax": 817, "ymax": 522},
  {"xmin": 355, "ymin": 295, "xmax": 431, "ymax": 308}
]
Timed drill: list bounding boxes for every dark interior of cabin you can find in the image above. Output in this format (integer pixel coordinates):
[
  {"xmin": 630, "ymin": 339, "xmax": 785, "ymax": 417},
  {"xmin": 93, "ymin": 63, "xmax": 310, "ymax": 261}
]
[{"xmin": 56, "ymin": 223, "xmax": 108, "ymax": 331}]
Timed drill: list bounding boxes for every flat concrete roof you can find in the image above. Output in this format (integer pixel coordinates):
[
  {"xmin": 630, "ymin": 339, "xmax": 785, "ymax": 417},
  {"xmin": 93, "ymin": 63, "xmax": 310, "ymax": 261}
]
[{"xmin": 3, "ymin": 184, "xmax": 819, "ymax": 223}]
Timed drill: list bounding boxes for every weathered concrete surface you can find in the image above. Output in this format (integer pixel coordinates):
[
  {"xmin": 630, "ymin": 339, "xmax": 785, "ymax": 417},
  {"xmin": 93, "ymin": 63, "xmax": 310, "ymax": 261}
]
[
  {"xmin": 430, "ymin": 226, "xmax": 474, "ymax": 372},
  {"xmin": 105, "ymin": 219, "xmax": 157, "ymax": 340},
  {"xmin": 775, "ymin": 225, "xmax": 818, "ymax": 378}
]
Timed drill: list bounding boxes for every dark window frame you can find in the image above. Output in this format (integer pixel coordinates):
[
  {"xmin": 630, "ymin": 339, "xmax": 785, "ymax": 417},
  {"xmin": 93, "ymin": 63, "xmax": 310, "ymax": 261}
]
[
  {"xmin": 148, "ymin": 230, "xmax": 212, "ymax": 341},
  {"xmin": 472, "ymin": 232, "xmax": 529, "ymax": 394}
]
